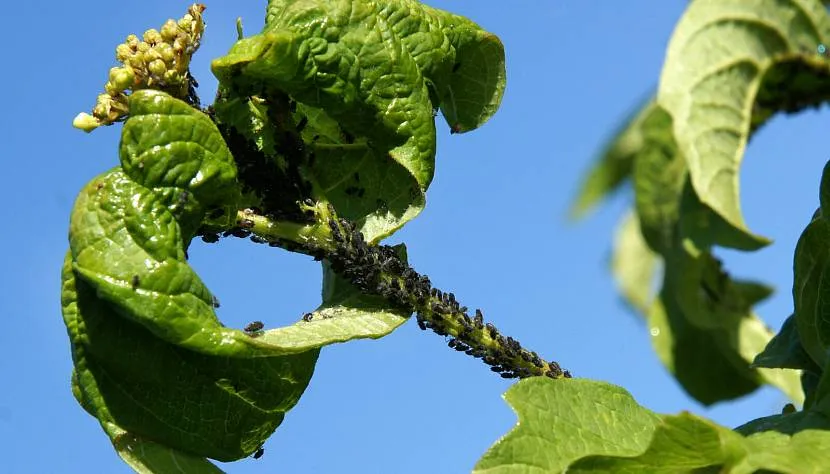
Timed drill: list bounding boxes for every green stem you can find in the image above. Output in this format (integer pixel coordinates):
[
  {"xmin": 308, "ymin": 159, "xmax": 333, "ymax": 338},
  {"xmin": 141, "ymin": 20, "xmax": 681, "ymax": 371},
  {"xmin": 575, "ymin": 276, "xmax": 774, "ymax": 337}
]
[{"xmin": 200, "ymin": 204, "xmax": 570, "ymax": 380}]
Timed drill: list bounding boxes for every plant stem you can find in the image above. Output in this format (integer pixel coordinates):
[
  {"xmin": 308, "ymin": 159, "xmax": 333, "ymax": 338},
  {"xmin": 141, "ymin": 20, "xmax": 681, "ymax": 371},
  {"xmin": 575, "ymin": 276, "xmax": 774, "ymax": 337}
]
[{"xmin": 203, "ymin": 205, "xmax": 571, "ymax": 380}]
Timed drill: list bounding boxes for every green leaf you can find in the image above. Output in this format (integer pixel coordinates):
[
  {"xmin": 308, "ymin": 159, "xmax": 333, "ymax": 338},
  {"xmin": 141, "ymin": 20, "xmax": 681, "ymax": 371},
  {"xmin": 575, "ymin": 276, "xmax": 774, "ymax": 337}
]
[
  {"xmin": 753, "ymin": 314, "xmax": 820, "ymax": 372},
  {"xmin": 106, "ymin": 424, "xmax": 225, "ymax": 474},
  {"xmin": 212, "ymin": 0, "xmax": 506, "ymax": 242},
  {"xmin": 571, "ymin": 413, "xmax": 830, "ymax": 473},
  {"xmin": 649, "ymin": 261, "xmax": 803, "ymax": 405},
  {"xmin": 736, "ymin": 409, "xmax": 830, "ymax": 436},
  {"xmin": 62, "ymin": 254, "xmax": 318, "ymax": 462},
  {"xmin": 569, "ymin": 97, "xmax": 655, "ymax": 220},
  {"xmin": 477, "ymin": 378, "xmax": 828, "ymax": 473},
  {"xmin": 793, "ymin": 215, "xmax": 830, "ymax": 370},
  {"xmin": 610, "ymin": 210, "xmax": 660, "ymax": 315},
  {"xmin": 647, "ymin": 291, "xmax": 763, "ymax": 404},
  {"xmin": 632, "ymin": 105, "xmax": 768, "ymax": 254},
  {"xmin": 252, "ymin": 245, "xmax": 411, "ymax": 350},
  {"xmin": 472, "ymin": 378, "xmax": 662, "ymax": 474},
  {"xmin": 657, "ymin": 0, "xmax": 830, "ymax": 236}
]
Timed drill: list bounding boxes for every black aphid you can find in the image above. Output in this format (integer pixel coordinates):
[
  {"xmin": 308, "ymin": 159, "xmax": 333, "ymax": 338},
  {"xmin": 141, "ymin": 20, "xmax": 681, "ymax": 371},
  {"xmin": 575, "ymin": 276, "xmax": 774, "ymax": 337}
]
[
  {"xmin": 304, "ymin": 198, "xmax": 315, "ymax": 206},
  {"xmin": 474, "ymin": 309, "xmax": 484, "ymax": 329},
  {"xmin": 201, "ymin": 233, "xmax": 220, "ymax": 243},
  {"xmin": 250, "ymin": 235, "xmax": 269, "ymax": 244},
  {"xmin": 212, "ymin": 295, "xmax": 221, "ymax": 308},
  {"xmin": 253, "ymin": 446, "xmax": 265, "ymax": 460},
  {"xmin": 500, "ymin": 372, "xmax": 515, "ymax": 379},
  {"xmin": 296, "ymin": 116, "xmax": 308, "ymax": 132},
  {"xmin": 231, "ymin": 229, "xmax": 252, "ymax": 238},
  {"xmin": 131, "ymin": 275, "xmax": 140, "ymax": 290},
  {"xmin": 302, "ymin": 312, "xmax": 313, "ymax": 322},
  {"xmin": 244, "ymin": 321, "xmax": 264, "ymax": 333}
]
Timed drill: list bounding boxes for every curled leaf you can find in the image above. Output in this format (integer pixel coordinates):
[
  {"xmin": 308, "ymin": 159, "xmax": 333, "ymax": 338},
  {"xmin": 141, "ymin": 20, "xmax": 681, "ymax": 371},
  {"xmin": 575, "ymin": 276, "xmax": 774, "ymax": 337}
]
[{"xmin": 657, "ymin": 0, "xmax": 830, "ymax": 236}]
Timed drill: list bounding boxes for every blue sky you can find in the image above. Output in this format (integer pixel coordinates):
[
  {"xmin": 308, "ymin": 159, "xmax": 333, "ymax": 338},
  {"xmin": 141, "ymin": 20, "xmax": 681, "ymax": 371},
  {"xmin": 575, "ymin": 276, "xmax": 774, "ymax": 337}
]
[{"xmin": 2, "ymin": 1, "xmax": 828, "ymax": 473}]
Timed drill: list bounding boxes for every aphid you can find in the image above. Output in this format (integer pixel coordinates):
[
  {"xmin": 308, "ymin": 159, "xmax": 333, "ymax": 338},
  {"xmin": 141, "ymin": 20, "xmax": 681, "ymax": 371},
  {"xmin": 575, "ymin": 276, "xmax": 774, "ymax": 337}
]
[
  {"xmin": 448, "ymin": 339, "xmax": 458, "ymax": 349},
  {"xmin": 485, "ymin": 323, "xmax": 497, "ymax": 339},
  {"xmin": 303, "ymin": 198, "xmax": 315, "ymax": 206},
  {"xmin": 212, "ymin": 295, "xmax": 221, "ymax": 308},
  {"xmin": 302, "ymin": 312, "xmax": 313, "ymax": 322},
  {"xmin": 231, "ymin": 229, "xmax": 251, "ymax": 238},
  {"xmin": 563, "ymin": 370, "xmax": 572, "ymax": 378},
  {"xmin": 200, "ymin": 232, "xmax": 219, "ymax": 243},
  {"xmin": 474, "ymin": 309, "xmax": 484, "ymax": 328},
  {"xmin": 490, "ymin": 366, "xmax": 503, "ymax": 373},
  {"xmin": 95, "ymin": 182, "xmax": 105, "ymax": 190},
  {"xmin": 500, "ymin": 372, "xmax": 515, "ymax": 379},
  {"xmin": 417, "ymin": 317, "xmax": 427, "ymax": 330},
  {"xmin": 253, "ymin": 446, "xmax": 265, "ymax": 460},
  {"xmin": 250, "ymin": 235, "xmax": 268, "ymax": 244},
  {"xmin": 295, "ymin": 116, "xmax": 308, "ymax": 132},
  {"xmin": 207, "ymin": 208, "xmax": 225, "ymax": 219},
  {"xmin": 131, "ymin": 275, "xmax": 140, "ymax": 290},
  {"xmin": 244, "ymin": 321, "xmax": 264, "ymax": 333}
]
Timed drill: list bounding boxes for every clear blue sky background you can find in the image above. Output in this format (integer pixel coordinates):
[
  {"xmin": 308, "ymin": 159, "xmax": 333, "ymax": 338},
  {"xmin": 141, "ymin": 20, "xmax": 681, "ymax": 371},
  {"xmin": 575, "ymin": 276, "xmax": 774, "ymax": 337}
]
[{"xmin": 2, "ymin": 1, "xmax": 828, "ymax": 473}]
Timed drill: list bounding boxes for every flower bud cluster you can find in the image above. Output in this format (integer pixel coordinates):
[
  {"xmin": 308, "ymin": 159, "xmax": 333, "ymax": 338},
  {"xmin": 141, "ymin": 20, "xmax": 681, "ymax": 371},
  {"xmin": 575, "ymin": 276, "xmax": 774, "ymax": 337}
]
[{"xmin": 73, "ymin": 4, "xmax": 206, "ymax": 132}]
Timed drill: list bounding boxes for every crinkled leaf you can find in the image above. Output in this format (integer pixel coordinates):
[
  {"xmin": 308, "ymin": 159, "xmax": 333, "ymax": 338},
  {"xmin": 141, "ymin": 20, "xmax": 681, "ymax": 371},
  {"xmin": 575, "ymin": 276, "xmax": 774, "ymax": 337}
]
[
  {"xmin": 657, "ymin": 0, "xmax": 830, "ymax": 236},
  {"xmin": 610, "ymin": 210, "xmax": 660, "ymax": 315},
  {"xmin": 753, "ymin": 314, "xmax": 819, "ymax": 372},
  {"xmin": 569, "ymin": 97, "xmax": 655, "ymax": 220},
  {"xmin": 212, "ymin": 0, "xmax": 505, "ymax": 243},
  {"xmin": 62, "ymin": 254, "xmax": 318, "ymax": 462},
  {"xmin": 472, "ymin": 378, "xmax": 661, "ymax": 474}
]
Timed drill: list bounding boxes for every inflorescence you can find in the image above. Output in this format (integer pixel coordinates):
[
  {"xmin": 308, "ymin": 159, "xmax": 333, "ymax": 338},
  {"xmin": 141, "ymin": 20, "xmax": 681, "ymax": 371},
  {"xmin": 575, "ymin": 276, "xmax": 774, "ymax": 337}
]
[
  {"xmin": 202, "ymin": 204, "xmax": 570, "ymax": 380},
  {"xmin": 73, "ymin": 4, "xmax": 206, "ymax": 132}
]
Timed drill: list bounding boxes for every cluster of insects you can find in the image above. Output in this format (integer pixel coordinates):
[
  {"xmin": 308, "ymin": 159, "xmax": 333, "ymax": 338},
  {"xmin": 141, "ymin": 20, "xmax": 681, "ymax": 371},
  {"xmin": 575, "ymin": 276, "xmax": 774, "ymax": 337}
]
[{"xmin": 319, "ymin": 211, "xmax": 568, "ymax": 380}]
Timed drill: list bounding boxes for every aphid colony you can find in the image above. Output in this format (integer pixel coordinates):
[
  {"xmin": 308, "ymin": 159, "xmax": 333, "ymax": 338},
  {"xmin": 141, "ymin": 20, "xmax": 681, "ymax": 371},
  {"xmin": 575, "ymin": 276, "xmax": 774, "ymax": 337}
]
[
  {"xmin": 318, "ymin": 213, "xmax": 568, "ymax": 380},
  {"xmin": 195, "ymin": 204, "xmax": 569, "ymax": 379}
]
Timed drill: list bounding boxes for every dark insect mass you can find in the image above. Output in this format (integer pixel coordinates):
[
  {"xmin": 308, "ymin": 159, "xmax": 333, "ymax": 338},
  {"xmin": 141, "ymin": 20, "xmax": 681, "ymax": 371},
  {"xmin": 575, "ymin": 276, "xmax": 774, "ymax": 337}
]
[
  {"xmin": 253, "ymin": 446, "xmax": 265, "ymax": 459},
  {"xmin": 131, "ymin": 275, "xmax": 140, "ymax": 290},
  {"xmin": 244, "ymin": 321, "xmax": 264, "ymax": 333}
]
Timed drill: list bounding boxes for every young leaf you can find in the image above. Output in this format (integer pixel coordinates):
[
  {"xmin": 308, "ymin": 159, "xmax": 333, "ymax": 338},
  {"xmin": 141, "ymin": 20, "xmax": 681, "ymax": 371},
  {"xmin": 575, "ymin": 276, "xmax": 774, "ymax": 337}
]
[
  {"xmin": 212, "ymin": 0, "xmax": 506, "ymax": 242},
  {"xmin": 657, "ymin": 0, "xmax": 830, "ymax": 236}
]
